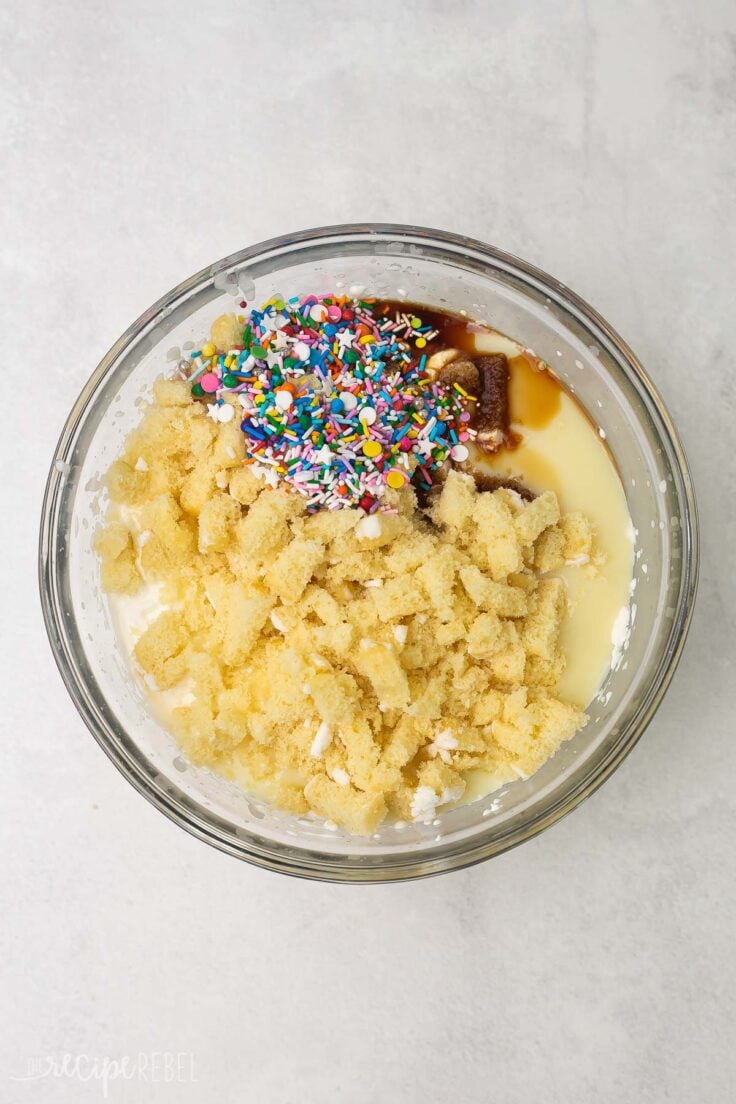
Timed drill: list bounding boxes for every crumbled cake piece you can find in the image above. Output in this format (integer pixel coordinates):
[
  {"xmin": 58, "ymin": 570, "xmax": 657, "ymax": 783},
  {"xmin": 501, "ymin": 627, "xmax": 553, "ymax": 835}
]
[{"xmin": 97, "ymin": 377, "xmax": 594, "ymax": 835}]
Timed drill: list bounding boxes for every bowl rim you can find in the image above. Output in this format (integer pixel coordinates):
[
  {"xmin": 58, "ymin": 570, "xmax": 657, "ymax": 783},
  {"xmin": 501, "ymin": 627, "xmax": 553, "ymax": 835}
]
[{"xmin": 39, "ymin": 222, "xmax": 699, "ymax": 883}]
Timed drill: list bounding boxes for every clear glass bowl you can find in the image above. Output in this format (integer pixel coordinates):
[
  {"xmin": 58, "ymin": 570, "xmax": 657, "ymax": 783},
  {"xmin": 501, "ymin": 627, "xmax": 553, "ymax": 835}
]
[{"xmin": 39, "ymin": 225, "xmax": 698, "ymax": 882}]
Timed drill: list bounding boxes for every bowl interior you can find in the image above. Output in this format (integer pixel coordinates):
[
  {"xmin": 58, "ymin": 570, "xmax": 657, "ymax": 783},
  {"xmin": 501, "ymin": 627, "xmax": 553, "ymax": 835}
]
[{"xmin": 40, "ymin": 228, "xmax": 696, "ymax": 880}]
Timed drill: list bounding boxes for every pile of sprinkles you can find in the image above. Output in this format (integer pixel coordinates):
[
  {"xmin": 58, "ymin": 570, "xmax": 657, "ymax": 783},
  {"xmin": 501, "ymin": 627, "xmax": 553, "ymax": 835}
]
[{"xmin": 184, "ymin": 294, "xmax": 477, "ymax": 512}]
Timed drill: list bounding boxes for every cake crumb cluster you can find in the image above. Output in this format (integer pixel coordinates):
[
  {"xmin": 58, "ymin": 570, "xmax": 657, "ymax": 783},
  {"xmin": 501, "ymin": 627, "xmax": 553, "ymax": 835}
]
[{"xmin": 97, "ymin": 361, "xmax": 598, "ymax": 834}]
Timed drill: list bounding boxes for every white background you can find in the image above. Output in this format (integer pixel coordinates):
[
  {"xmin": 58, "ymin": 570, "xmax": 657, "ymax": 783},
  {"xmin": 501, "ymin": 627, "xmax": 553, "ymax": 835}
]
[{"xmin": 2, "ymin": 2, "xmax": 734, "ymax": 1102}]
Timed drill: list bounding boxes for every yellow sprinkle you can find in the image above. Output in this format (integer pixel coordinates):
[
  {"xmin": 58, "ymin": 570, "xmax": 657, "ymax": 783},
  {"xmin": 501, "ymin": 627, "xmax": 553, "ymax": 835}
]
[
  {"xmin": 202, "ymin": 342, "xmax": 216, "ymax": 357},
  {"xmin": 411, "ymin": 413, "xmax": 424, "ymax": 425},
  {"xmin": 362, "ymin": 440, "xmax": 382, "ymax": 459},
  {"xmin": 415, "ymin": 337, "xmax": 427, "ymax": 348},
  {"xmin": 237, "ymin": 314, "xmax": 245, "ymax": 324},
  {"xmin": 453, "ymin": 383, "xmax": 469, "ymax": 397},
  {"xmin": 359, "ymin": 335, "xmax": 375, "ymax": 345},
  {"xmin": 224, "ymin": 356, "xmax": 233, "ymax": 368},
  {"xmin": 254, "ymin": 395, "xmax": 266, "ymax": 405},
  {"xmin": 386, "ymin": 471, "xmax": 405, "ymax": 489}
]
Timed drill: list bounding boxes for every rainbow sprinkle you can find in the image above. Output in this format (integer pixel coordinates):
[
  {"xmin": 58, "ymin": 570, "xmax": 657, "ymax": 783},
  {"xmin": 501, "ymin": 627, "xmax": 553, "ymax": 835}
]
[{"xmin": 186, "ymin": 294, "xmax": 476, "ymax": 512}]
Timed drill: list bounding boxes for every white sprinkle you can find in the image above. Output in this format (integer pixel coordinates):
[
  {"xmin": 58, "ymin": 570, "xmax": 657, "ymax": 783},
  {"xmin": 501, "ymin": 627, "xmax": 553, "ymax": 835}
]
[
  {"xmin": 510, "ymin": 764, "xmax": 529, "ymax": 780},
  {"xmin": 359, "ymin": 406, "xmax": 377, "ymax": 426},
  {"xmin": 215, "ymin": 471, "xmax": 229, "ymax": 489},
  {"xmin": 293, "ymin": 341, "xmax": 311, "ymax": 361},
  {"xmin": 599, "ymin": 427, "xmax": 607, "ymax": 439},
  {"xmin": 658, "ymin": 479, "xmax": 667, "ymax": 493},
  {"xmin": 54, "ymin": 459, "xmax": 70, "ymax": 475},
  {"xmin": 310, "ymin": 303, "xmax": 328, "ymax": 323},
  {"xmin": 362, "ymin": 578, "xmax": 384, "ymax": 588},
  {"xmin": 275, "ymin": 390, "xmax": 293, "ymax": 411},
  {"xmin": 575, "ymin": 359, "xmax": 584, "ymax": 369},
  {"xmin": 310, "ymin": 721, "xmax": 333, "ymax": 758},
  {"xmin": 393, "ymin": 624, "xmax": 408, "ymax": 646},
  {"xmin": 217, "ymin": 403, "xmax": 235, "ymax": 423},
  {"xmin": 355, "ymin": 515, "xmax": 382, "ymax": 540},
  {"xmin": 313, "ymin": 445, "xmax": 333, "ymax": 466},
  {"xmin": 134, "ymin": 456, "xmax": 149, "ymax": 472},
  {"xmin": 450, "ymin": 444, "xmax": 469, "ymax": 462},
  {"xmin": 642, "ymin": 563, "xmax": 648, "ymax": 574},
  {"xmin": 339, "ymin": 390, "xmax": 358, "ymax": 411},
  {"xmin": 565, "ymin": 554, "xmax": 589, "ymax": 566},
  {"xmin": 331, "ymin": 768, "xmax": 350, "ymax": 787},
  {"xmin": 270, "ymin": 610, "xmax": 287, "ymax": 633}
]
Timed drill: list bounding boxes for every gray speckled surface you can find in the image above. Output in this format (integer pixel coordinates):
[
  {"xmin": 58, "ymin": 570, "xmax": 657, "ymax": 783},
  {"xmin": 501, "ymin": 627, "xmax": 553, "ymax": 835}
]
[{"xmin": 1, "ymin": 2, "xmax": 733, "ymax": 1101}]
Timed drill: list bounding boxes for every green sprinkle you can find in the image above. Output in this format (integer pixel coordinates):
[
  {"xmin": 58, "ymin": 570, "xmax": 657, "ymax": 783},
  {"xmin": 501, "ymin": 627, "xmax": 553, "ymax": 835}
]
[{"xmin": 191, "ymin": 382, "xmax": 204, "ymax": 397}]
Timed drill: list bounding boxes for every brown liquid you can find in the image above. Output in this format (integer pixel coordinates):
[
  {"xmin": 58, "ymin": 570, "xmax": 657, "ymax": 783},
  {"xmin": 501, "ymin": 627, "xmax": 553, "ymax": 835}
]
[
  {"xmin": 378, "ymin": 300, "xmax": 563, "ymax": 446},
  {"xmin": 377, "ymin": 299, "xmax": 487, "ymax": 356},
  {"xmin": 508, "ymin": 354, "xmax": 561, "ymax": 430}
]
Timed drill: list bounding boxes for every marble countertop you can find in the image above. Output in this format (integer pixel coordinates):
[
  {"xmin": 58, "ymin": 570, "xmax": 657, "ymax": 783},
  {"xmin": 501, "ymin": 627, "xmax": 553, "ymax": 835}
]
[{"xmin": 2, "ymin": 1, "xmax": 734, "ymax": 1101}]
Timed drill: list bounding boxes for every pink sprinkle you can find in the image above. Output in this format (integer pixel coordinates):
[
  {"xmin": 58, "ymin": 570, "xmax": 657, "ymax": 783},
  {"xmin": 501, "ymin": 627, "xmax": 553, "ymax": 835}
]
[
  {"xmin": 201, "ymin": 372, "xmax": 220, "ymax": 393},
  {"xmin": 327, "ymin": 305, "xmax": 342, "ymax": 323},
  {"xmin": 459, "ymin": 432, "xmax": 470, "ymax": 442},
  {"xmin": 460, "ymin": 412, "xmax": 471, "ymax": 423}
]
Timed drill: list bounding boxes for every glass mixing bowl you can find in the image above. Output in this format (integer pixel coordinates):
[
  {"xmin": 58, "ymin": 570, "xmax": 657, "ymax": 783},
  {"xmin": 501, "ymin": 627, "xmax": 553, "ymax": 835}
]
[{"xmin": 39, "ymin": 225, "xmax": 698, "ymax": 882}]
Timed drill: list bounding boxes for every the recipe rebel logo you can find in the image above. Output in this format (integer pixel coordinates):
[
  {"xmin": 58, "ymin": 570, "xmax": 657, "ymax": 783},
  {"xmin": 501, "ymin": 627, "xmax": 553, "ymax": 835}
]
[{"xmin": 9, "ymin": 1051, "xmax": 196, "ymax": 1098}]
